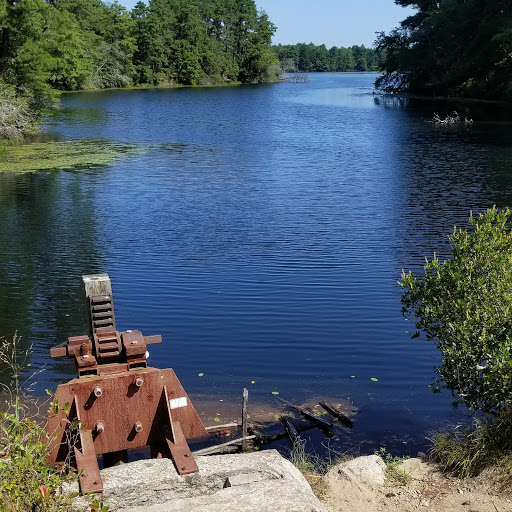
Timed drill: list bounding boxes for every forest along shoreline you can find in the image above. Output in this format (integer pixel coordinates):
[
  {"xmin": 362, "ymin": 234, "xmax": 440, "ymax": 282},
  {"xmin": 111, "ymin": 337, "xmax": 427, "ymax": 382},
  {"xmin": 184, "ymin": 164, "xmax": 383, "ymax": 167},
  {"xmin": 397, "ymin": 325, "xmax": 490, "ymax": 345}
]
[{"xmin": 0, "ymin": 0, "xmax": 280, "ymax": 142}]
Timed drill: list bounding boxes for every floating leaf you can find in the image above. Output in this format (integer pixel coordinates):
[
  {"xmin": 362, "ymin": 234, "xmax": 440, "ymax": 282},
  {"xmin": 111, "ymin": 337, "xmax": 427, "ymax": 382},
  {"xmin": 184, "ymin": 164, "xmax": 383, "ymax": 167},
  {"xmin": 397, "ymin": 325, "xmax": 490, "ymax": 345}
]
[
  {"xmin": 371, "ymin": 377, "xmax": 378, "ymax": 382},
  {"xmin": 198, "ymin": 373, "xmax": 204, "ymax": 377},
  {"xmin": 351, "ymin": 376, "xmax": 355, "ymax": 378},
  {"xmin": 225, "ymin": 433, "xmax": 230, "ymax": 437},
  {"xmin": 274, "ymin": 414, "xmax": 281, "ymax": 421},
  {"xmin": 271, "ymin": 391, "xmax": 279, "ymax": 395},
  {"xmin": 214, "ymin": 417, "xmax": 220, "ymax": 422},
  {"xmin": 251, "ymin": 381, "xmax": 255, "ymax": 384},
  {"xmin": 219, "ymin": 399, "xmax": 224, "ymax": 402}
]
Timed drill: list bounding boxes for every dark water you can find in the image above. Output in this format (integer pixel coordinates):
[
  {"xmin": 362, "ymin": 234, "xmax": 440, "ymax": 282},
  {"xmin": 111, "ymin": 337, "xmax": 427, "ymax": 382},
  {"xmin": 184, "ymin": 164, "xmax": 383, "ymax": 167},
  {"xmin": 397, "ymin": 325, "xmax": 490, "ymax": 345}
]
[{"xmin": 2, "ymin": 73, "xmax": 512, "ymax": 456}]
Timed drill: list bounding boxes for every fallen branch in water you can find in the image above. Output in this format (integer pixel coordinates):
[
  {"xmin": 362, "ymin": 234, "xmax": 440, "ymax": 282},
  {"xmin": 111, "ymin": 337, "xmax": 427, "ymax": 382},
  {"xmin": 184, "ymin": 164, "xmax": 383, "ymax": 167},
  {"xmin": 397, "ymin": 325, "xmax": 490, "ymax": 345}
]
[{"xmin": 432, "ymin": 111, "xmax": 473, "ymax": 124}]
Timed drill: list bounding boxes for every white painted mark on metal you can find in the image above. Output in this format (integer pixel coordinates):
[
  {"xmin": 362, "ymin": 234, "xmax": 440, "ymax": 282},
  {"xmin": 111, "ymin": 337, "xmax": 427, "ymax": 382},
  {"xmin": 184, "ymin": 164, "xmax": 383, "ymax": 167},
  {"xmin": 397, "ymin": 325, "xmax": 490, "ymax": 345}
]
[{"xmin": 170, "ymin": 397, "xmax": 188, "ymax": 409}]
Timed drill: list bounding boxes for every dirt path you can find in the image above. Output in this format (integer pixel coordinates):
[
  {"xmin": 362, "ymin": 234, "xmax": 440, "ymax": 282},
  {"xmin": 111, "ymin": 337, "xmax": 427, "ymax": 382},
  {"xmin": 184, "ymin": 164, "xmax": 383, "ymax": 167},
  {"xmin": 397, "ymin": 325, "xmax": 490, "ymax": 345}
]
[{"xmin": 317, "ymin": 458, "xmax": 512, "ymax": 512}]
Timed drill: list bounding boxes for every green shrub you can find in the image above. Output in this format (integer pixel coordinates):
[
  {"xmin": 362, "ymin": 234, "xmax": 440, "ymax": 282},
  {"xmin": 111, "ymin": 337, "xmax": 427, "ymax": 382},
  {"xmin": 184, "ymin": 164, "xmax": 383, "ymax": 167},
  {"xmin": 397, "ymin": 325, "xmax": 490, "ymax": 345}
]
[
  {"xmin": 0, "ymin": 335, "xmax": 79, "ymax": 511},
  {"xmin": 400, "ymin": 207, "xmax": 512, "ymax": 415},
  {"xmin": 0, "ymin": 413, "xmax": 76, "ymax": 511},
  {"xmin": 0, "ymin": 83, "xmax": 38, "ymax": 139}
]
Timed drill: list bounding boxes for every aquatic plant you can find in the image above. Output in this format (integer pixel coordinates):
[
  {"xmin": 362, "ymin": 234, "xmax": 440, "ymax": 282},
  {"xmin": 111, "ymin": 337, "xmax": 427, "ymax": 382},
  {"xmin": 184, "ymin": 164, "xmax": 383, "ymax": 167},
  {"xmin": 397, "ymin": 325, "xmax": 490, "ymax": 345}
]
[{"xmin": 0, "ymin": 139, "xmax": 143, "ymax": 173}]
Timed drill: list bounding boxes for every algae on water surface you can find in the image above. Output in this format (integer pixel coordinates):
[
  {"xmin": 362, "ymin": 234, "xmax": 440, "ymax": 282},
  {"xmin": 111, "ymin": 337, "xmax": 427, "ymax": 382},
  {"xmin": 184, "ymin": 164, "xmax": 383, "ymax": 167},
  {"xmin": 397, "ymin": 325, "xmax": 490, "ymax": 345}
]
[{"xmin": 0, "ymin": 139, "xmax": 143, "ymax": 172}]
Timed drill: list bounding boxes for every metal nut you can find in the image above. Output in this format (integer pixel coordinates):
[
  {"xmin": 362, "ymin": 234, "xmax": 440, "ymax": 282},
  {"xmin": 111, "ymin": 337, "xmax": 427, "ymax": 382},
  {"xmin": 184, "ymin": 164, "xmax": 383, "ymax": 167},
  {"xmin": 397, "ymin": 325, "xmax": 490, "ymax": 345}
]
[
  {"xmin": 96, "ymin": 422, "xmax": 105, "ymax": 433},
  {"xmin": 134, "ymin": 422, "xmax": 143, "ymax": 433},
  {"xmin": 131, "ymin": 340, "xmax": 138, "ymax": 345},
  {"xmin": 135, "ymin": 378, "xmax": 144, "ymax": 387},
  {"xmin": 93, "ymin": 387, "xmax": 103, "ymax": 398}
]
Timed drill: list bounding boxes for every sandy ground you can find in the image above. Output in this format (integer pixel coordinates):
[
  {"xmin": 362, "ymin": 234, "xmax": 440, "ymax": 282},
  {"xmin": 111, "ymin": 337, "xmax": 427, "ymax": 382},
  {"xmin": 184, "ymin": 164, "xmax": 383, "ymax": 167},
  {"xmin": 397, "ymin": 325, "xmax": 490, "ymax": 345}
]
[{"xmin": 314, "ymin": 458, "xmax": 512, "ymax": 512}]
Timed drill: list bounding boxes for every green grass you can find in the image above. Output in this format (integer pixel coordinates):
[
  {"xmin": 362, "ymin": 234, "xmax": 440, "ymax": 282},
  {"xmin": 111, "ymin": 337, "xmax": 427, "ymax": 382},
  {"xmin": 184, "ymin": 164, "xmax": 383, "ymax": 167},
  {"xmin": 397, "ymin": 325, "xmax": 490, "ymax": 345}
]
[
  {"xmin": 289, "ymin": 438, "xmax": 350, "ymax": 475},
  {"xmin": 0, "ymin": 139, "xmax": 143, "ymax": 172},
  {"xmin": 375, "ymin": 447, "xmax": 412, "ymax": 486},
  {"xmin": 428, "ymin": 409, "xmax": 512, "ymax": 479}
]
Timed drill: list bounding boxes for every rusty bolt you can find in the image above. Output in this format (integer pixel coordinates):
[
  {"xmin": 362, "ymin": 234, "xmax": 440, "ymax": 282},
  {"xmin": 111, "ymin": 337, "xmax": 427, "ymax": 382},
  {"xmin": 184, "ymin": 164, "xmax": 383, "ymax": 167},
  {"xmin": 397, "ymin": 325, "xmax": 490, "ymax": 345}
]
[
  {"xmin": 96, "ymin": 422, "xmax": 105, "ymax": 433},
  {"xmin": 181, "ymin": 466, "xmax": 188, "ymax": 471},
  {"xmin": 93, "ymin": 387, "xmax": 103, "ymax": 398},
  {"xmin": 135, "ymin": 378, "xmax": 144, "ymax": 388},
  {"xmin": 134, "ymin": 422, "xmax": 143, "ymax": 433},
  {"xmin": 83, "ymin": 354, "xmax": 90, "ymax": 359}
]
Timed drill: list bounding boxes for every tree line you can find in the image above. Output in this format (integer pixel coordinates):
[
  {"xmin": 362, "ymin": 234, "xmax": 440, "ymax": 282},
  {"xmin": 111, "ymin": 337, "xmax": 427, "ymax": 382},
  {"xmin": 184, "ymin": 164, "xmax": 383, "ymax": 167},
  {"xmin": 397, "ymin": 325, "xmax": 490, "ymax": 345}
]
[
  {"xmin": 376, "ymin": 0, "xmax": 512, "ymax": 100},
  {"xmin": 273, "ymin": 43, "xmax": 383, "ymax": 73},
  {"xmin": 0, "ymin": 0, "xmax": 280, "ymax": 136}
]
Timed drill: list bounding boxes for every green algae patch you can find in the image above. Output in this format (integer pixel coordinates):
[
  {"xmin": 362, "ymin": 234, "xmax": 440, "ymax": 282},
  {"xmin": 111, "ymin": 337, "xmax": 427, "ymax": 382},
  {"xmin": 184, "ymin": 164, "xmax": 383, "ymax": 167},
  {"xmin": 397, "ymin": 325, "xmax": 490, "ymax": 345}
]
[{"xmin": 0, "ymin": 139, "xmax": 143, "ymax": 172}]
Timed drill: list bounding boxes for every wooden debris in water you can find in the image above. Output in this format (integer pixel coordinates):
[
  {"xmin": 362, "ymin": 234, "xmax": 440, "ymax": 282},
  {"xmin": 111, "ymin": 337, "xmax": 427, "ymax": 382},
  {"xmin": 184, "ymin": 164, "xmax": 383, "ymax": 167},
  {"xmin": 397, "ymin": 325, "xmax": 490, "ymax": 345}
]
[
  {"xmin": 242, "ymin": 388, "xmax": 249, "ymax": 452},
  {"xmin": 276, "ymin": 397, "xmax": 334, "ymax": 429},
  {"xmin": 205, "ymin": 422, "xmax": 238, "ymax": 432},
  {"xmin": 319, "ymin": 400, "xmax": 353, "ymax": 428},
  {"xmin": 283, "ymin": 417, "xmax": 300, "ymax": 444},
  {"xmin": 193, "ymin": 435, "xmax": 257, "ymax": 456}
]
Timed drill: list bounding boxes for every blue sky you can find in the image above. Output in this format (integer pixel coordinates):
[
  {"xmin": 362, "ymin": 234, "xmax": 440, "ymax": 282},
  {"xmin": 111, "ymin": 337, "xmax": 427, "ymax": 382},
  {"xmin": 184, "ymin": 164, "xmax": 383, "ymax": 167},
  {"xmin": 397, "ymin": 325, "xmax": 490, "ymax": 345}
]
[{"xmin": 117, "ymin": 1, "xmax": 413, "ymax": 48}]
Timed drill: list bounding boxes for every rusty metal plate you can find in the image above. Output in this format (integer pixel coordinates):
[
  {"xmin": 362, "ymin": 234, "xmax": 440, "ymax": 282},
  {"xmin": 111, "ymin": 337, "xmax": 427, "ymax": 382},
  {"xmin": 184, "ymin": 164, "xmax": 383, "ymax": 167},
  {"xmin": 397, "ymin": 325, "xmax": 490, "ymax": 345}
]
[{"xmin": 46, "ymin": 367, "xmax": 208, "ymax": 463}]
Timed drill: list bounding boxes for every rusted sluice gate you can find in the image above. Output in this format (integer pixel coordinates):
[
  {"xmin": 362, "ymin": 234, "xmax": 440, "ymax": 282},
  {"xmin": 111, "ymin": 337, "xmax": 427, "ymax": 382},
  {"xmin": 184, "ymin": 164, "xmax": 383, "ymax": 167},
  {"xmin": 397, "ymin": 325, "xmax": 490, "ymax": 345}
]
[{"xmin": 46, "ymin": 274, "xmax": 208, "ymax": 494}]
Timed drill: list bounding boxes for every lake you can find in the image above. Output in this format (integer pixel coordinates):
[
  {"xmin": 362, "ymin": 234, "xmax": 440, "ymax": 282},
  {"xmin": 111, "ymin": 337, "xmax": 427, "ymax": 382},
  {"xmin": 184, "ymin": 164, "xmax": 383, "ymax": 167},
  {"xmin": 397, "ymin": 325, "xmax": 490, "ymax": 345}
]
[{"xmin": 1, "ymin": 73, "xmax": 512, "ymax": 456}]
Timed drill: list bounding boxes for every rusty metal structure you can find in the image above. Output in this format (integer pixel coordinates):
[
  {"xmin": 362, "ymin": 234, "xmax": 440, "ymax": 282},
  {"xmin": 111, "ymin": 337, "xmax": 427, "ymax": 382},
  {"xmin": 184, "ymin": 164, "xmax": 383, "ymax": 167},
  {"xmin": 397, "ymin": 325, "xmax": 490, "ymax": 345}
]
[{"xmin": 46, "ymin": 274, "xmax": 208, "ymax": 494}]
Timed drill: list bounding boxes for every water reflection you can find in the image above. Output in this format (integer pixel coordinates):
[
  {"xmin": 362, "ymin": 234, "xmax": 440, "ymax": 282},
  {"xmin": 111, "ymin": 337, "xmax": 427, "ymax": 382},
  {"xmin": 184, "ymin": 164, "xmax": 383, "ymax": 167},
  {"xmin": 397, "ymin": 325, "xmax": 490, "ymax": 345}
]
[
  {"xmin": 0, "ymin": 171, "xmax": 104, "ymax": 385},
  {"xmin": 1, "ymin": 74, "xmax": 512, "ymax": 455}
]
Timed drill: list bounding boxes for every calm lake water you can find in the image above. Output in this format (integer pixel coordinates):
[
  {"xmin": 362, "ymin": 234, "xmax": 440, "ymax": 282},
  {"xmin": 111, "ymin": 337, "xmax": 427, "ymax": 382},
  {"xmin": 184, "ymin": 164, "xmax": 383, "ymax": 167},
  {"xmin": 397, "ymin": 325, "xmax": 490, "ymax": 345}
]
[{"xmin": 2, "ymin": 73, "xmax": 512, "ymax": 456}]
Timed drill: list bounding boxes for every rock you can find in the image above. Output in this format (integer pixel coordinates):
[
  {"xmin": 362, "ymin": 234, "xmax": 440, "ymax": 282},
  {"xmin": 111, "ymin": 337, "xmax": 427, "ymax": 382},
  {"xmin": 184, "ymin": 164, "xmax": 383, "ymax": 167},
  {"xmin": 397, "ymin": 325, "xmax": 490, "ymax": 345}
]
[
  {"xmin": 327, "ymin": 455, "xmax": 386, "ymax": 488},
  {"xmin": 69, "ymin": 450, "xmax": 326, "ymax": 512},
  {"xmin": 223, "ymin": 473, "xmax": 267, "ymax": 487}
]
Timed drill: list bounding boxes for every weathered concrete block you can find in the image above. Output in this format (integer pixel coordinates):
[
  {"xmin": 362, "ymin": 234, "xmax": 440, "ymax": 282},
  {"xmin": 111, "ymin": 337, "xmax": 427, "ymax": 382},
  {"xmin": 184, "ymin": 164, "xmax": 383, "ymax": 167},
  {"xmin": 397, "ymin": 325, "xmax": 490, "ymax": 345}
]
[{"xmin": 71, "ymin": 450, "xmax": 327, "ymax": 512}]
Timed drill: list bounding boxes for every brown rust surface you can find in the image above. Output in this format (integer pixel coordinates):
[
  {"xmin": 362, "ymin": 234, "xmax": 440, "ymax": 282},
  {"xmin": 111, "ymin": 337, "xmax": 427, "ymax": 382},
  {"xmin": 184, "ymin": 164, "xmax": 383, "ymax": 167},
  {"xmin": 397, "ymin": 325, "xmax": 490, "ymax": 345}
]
[{"xmin": 46, "ymin": 367, "xmax": 208, "ymax": 464}]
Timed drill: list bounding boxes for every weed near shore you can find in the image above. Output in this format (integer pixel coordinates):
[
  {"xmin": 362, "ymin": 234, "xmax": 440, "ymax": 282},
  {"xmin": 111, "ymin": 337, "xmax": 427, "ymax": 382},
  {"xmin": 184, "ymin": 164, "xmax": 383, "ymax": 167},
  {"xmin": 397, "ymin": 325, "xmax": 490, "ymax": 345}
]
[
  {"xmin": 429, "ymin": 410, "xmax": 512, "ymax": 479},
  {"xmin": 0, "ymin": 335, "xmax": 106, "ymax": 511}
]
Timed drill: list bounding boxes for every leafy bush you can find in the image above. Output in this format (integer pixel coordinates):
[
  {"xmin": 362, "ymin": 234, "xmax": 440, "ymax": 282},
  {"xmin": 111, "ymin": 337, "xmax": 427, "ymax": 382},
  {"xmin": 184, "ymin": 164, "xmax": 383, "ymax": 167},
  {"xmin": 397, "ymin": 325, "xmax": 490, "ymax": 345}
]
[
  {"xmin": 0, "ymin": 83, "xmax": 37, "ymax": 139},
  {"xmin": 0, "ymin": 335, "xmax": 77, "ymax": 511},
  {"xmin": 400, "ymin": 207, "xmax": 512, "ymax": 415},
  {"xmin": 0, "ymin": 413, "xmax": 76, "ymax": 512}
]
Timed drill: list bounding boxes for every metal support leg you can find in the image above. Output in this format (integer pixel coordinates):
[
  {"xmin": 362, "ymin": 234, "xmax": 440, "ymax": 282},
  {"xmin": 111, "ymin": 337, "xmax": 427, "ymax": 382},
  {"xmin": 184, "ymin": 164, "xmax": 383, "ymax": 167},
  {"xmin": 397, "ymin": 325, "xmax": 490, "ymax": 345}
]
[{"xmin": 162, "ymin": 386, "xmax": 199, "ymax": 475}]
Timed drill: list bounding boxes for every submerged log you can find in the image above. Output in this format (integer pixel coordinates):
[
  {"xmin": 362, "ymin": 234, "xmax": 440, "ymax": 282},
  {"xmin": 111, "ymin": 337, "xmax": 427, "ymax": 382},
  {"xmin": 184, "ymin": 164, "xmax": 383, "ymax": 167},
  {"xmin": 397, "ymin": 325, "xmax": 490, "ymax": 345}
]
[
  {"xmin": 283, "ymin": 417, "xmax": 300, "ymax": 444},
  {"xmin": 276, "ymin": 397, "xmax": 334, "ymax": 429},
  {"xmin": 319, "ymin": 401, "xmax": 353, "ymax": 428},
  {"xmin": 249, "ymin": 416, "xmax": 314, "ymax": 445}
]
